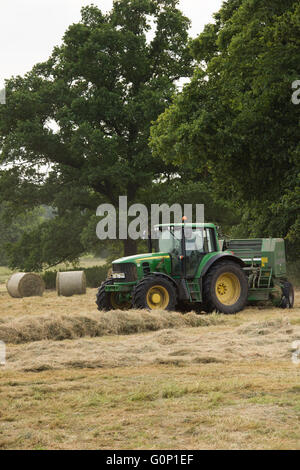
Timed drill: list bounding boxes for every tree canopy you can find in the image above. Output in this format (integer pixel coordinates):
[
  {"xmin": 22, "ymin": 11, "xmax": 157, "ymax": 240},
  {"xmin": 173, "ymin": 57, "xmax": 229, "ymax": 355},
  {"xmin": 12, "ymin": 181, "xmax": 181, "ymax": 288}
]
[
  {"xmin": 1, "ymin": 0, "xmax": 299, "ymax": 272},
  {"xmin": 0, "ymin": 204, "xmax": 46, "ymax": 266},
  {"xmin": 150, "ymin": 0, "xmax": 300, "ymax": 254},
  {"xmin": 0, "ymin": 0, "xmax": 192, "ymax": 270}
]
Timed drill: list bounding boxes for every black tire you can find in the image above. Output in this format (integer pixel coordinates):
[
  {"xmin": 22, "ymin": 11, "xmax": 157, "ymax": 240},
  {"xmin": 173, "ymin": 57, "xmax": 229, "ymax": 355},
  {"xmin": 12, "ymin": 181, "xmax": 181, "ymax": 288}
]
[
  {"xmin": 176, "ymin": 300, "xmax": 200, "ymax": 313},
  {"xmin": 280, "ymin": 281, "xmax": 294, "ymax": 309},
  {"xmin": 96, "ymin": 280, "xmax": 132, "ymax": 311},
  {"xmin": 96, "ymin": 280, "xmax": 113, "ymax": 311},
  {"xmin": 133, "ymin": 275, "xmax": 177, "ymax": 311},
  {"xmin": 200, "ymin": 301, "xmax": 214, "ymax": 314},
  {"xmin": 203, "ymin": 260, "xmax": 248, "ymax": 314}
]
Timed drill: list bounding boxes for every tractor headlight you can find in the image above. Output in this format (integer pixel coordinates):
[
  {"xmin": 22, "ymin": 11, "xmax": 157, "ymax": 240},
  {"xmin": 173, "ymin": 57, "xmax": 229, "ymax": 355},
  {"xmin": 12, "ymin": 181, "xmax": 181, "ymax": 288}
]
[{"xmin": 112, "ymin": 273, "xmax": 126, "ymax": 279}]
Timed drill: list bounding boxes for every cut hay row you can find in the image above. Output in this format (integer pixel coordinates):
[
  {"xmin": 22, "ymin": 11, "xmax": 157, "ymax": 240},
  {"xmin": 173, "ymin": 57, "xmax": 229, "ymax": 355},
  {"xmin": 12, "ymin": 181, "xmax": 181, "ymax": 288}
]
[
  {"xmin": 0, "ymin": 309, "xmax": 224, "ymax": 345},
  {"xmin": 4, "ymin": 316, "xmax": 299, "ymax": 373}
]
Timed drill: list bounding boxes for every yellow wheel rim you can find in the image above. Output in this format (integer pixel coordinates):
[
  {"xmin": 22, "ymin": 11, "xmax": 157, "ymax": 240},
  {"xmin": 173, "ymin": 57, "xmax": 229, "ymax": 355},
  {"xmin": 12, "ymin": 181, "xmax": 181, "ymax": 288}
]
[
  {"xmin": 215, "ymin": 272, "xmax": 241, "ymax": 306},
  {"xmin": 146, "ymin": 285, "xmax": 170, "ymax": 310},
  {"xmin": 110, "ymin": 293, "xmax": 131, "ymax": 310}
]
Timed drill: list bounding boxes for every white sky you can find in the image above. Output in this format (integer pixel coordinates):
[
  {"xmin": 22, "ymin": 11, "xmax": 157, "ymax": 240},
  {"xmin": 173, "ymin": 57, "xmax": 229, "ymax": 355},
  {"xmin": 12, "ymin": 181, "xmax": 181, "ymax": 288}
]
[{"xmin": 0, "ymin": 0, "xmax": 223, "ymax": 88}]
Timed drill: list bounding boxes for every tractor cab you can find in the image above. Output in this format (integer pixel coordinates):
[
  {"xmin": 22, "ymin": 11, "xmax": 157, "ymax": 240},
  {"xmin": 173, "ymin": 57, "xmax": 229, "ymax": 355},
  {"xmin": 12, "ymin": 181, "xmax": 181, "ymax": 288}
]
[{"xmin": 152, "ymin": 224, "xmax": 219, "ymax": 278}]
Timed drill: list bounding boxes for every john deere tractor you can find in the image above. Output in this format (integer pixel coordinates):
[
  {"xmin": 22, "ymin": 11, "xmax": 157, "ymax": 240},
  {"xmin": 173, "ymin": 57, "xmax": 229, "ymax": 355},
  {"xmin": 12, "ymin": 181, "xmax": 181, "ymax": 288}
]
[{"xmin": 96, "ymin": 223, "xmax": 294, "ymax": 314}]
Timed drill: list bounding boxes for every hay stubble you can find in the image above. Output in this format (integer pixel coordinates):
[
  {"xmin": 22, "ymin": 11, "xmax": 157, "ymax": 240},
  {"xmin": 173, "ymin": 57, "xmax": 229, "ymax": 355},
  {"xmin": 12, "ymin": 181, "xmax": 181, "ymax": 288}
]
[{"xmin": 0, "ymin": 288, "xmax": 299, "ymax": 450}]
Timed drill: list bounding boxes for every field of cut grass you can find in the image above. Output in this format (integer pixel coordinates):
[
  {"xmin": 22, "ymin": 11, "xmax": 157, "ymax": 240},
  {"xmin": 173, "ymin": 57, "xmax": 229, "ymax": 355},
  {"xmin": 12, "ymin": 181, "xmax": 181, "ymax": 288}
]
[{"xmin": 0, "ymin": 285, "xmax": 299, "ymax": 450}]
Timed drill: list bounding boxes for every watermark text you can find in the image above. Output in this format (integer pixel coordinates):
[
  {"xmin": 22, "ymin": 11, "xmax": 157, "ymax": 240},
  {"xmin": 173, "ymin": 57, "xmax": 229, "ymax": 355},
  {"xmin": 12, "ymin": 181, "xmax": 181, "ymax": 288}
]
[
  {"xmin": 292, "ymin": 80, "xmax": 300, "ymax": 105},
  {"xmin": 0, "ymin": 87, "xmax": 6, "ymax": 105},
  {"xmin": 96, "ymin": 197, "xmax": 204, "ymax": 241}
]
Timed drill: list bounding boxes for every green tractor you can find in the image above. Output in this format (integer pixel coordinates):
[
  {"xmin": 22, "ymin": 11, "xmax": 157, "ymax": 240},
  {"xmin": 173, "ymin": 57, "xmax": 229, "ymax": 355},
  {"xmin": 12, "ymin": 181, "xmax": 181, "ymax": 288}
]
[{"xmin": 96, "ymin": 222, "xmax": 294, "ymax": 314}]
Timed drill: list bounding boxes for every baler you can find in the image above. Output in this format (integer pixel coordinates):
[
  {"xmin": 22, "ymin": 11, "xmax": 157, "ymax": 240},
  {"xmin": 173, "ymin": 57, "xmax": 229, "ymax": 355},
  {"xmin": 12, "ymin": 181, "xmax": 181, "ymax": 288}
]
[{"xmin": 224, "ymin": 238, "xmax": 293, "ymax": 307}]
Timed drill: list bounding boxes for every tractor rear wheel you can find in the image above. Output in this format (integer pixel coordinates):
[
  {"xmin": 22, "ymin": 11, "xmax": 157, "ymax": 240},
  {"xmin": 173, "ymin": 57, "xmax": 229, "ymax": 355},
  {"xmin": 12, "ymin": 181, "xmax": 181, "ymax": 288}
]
[
  {"xmin": 133, "ymin": 275, "xmax": 177, "ymax": 311},
  {"xmin": 203, "ymin": 261, "xmax": 248, "ymax": 314},
  {"xmin": 96, "ymin": 280, "xmax": 132, "ymax": 311}
]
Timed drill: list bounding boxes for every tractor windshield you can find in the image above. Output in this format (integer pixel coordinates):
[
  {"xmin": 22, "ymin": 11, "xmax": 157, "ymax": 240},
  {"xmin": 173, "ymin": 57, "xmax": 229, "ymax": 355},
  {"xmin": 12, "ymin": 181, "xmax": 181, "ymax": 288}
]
[
  {"xmin": 154, "ymin": 227, "xmax": 215, "ymax": 253},
  {"xmin": 154, "ymin": 227, "xmax": 181, "ymax": 256}
]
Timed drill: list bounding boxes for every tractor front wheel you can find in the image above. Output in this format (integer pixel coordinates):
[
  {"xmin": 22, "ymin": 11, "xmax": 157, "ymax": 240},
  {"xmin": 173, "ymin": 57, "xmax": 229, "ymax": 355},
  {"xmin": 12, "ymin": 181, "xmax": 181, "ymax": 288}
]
[
  {"xmin": 96, "ymin": 280, "xmax": 132, "ymax": 311},
  {"xmin": 133, "ymin": 275, "xmax": 177, "ymax": 311},
  {"xmin": 203, "ymin": 261, "xmax": 248, "ymax": 314}
]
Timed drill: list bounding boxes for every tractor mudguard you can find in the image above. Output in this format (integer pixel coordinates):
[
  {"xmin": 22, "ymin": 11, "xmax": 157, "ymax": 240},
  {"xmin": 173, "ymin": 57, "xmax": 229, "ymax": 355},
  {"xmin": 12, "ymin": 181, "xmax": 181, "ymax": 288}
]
[
  {"xmin": 200, "ymin": 253, "xmax": 245, "ymax": 279},
  {"xmin": 151, "ymin": 272, "xmax": 178, "ymax": 288},
  {"xmin": 150, "ymin": 272, "xmax": 189, "ymax": 301}
]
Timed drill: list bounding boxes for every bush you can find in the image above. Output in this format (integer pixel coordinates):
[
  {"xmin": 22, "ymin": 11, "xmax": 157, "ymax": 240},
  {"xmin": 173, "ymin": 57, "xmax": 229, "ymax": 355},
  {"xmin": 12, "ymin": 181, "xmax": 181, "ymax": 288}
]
[
  {"xmin": 85, "ymin": 266, "xmax": 110, "ymax": 288},
  {"xmin": 42, "ymin": 265, "xmax": 109, "ymax": 290},
  {"xmin": 42, "ymin": 271, "xmax": 57, "ymax": 289}
]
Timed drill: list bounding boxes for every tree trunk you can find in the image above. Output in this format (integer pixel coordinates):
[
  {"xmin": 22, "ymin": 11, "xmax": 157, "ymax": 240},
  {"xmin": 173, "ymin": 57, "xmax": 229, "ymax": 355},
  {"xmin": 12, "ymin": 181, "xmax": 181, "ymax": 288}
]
[{"xmin": 123, "ymin": 238, "xmax": 137, "ymax": 257}]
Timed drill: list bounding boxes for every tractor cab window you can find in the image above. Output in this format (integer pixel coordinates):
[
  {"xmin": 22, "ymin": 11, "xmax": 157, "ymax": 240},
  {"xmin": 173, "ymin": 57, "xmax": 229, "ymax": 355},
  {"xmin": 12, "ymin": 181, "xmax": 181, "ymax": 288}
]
[
  {"xmin": 184, "ymin": 228, "xmax": 216, "ymax": 253},
  {"xmin": 154, "ymin": 226, "xmax": 217, "ymax": 277},
  {"xmin": 154, "ymin": 227, "xmax": 182, "ymax": 275},
  {"xmin": 153, "ymin": 227, "xmax": 185, "ymax": 275},
  {"xmin": 184, "ymin": 228, "xmax": 216, "ymax": 278}
]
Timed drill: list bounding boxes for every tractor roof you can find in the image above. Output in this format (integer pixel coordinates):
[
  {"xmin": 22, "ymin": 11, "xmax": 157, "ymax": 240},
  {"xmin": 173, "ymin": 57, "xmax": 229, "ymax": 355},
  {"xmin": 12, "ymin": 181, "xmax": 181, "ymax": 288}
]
[{"xmin": 155, "ymin": 223, "xmax": 216, "ymax": 229}]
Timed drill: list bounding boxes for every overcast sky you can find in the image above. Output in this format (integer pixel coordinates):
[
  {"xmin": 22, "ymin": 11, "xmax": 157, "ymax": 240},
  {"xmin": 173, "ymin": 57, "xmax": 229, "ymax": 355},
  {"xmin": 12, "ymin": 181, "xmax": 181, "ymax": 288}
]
[{"xmin": 0, "ymin": 0, "xmax": 223, "ymax": 88}]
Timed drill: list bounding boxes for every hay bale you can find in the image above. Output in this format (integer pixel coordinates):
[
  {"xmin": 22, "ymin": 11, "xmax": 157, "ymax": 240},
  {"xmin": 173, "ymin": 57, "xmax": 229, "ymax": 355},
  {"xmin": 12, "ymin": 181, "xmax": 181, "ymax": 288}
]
[
  {"xmin": 56, "ymin": 271, "xmax": 86, "ymax": 297},
  {"xmin": 6, "ymin": 273, "xmax": 45, "ymax": 298}
]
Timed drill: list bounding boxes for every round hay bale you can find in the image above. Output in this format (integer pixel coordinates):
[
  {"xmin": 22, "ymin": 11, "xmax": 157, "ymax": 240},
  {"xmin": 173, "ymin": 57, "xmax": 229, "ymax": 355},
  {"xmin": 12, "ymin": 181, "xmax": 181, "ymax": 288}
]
[
  {"xmin": 56, "ymin": 271, "xmax": 86, "ymax": 297},
  {"xmin": 6, "ymin": 273, "xmax": 45, "ymax": 298}
]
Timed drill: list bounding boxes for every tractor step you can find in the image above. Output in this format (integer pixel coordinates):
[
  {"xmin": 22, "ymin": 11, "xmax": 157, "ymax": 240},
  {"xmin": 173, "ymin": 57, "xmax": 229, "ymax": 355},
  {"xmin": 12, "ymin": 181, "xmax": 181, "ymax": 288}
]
[{"xmin": 186, "ymin": 280, "xmax": 201, "ymax": 302}]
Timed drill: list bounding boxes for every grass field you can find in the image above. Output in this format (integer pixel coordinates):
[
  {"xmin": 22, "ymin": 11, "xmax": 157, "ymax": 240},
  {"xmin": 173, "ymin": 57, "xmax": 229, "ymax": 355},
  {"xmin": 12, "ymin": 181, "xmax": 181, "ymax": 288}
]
[{"xmin": 0, "ymin": 265, "xmax": 299, "ymax": 449}]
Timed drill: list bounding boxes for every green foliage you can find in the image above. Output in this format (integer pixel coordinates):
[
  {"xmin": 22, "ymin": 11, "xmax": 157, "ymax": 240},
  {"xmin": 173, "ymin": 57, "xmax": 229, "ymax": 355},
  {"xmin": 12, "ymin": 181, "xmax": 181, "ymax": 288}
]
[
  {"xmin": 150, "ymin": 0, "xmax": 300, "ymax": 253},
  {"xmin": 42, "ymin": 265, "xmax": 110, "ymax": 290},
  {"xmin": 6, "ymin": 210, "xmax": 89, "ymax": 271},
  {"xmin": 0, "ymin": 0, "xmax": 193, "ymax": 269},
  {"xmin": 0, "ymin": 204, "xmax": 46, "ymax": 265}
]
